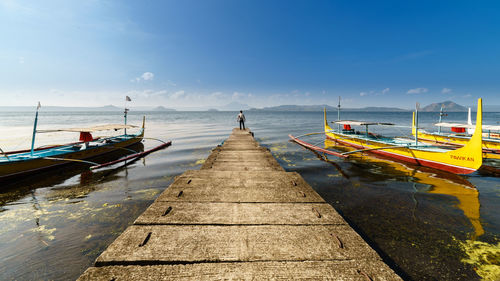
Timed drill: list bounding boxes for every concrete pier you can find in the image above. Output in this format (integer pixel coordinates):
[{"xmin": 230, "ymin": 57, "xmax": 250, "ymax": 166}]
[{"xmin": 78, "ymin": 128, "xmax": 402, "ymax": 280}]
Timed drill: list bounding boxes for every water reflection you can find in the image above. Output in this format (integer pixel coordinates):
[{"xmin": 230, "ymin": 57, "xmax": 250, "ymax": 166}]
[{"xmin": 323, "ymin": 139, "xmax": 484, "ymax": 239}]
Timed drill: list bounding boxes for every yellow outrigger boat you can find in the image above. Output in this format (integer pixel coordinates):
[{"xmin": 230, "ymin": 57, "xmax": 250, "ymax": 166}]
[
  {"xmin": 411, "ymin": 107, "xmax": 500, "ymax": 160},
  {"xmin": 289, "ymin": 98, "xmax": 484, "ymax": 174},
  {"xmin": 322, "ymin": 138, "xmax": 484, "ymax": 238}
]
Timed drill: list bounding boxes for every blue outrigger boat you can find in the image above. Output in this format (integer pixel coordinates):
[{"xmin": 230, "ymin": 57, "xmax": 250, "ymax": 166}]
[{"xmin": 0, "ymin": 104, "xmax": 170, "ymax": 183}]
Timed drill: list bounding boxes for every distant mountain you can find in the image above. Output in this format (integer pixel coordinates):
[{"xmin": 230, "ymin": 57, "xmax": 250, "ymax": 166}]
[
  {"xmin": 0, "ymin": 105, "xmax": 123, "ymax": 112},
  {"xmin": 152, "ymin": 106, "xmax": 176, "ymax": 111},
  {"xmin": 218, "ymin": 102, "xmax": 250, "ymax": 111},
  {"xmin": 0, "ymin": 105, "xmax": 178, "ymax": 112},
  {"xmin": 421, "ymin": 101, "xmax": 467, "ymax": 112},
  {"xmin": 249, "ymin": 104, "xmax": 409, "ymax": 112},
  {"xmin": 250, "ymin": 104, "xmax": 336, "ymax": 111},
  {"xmin": 353, "ymin": 106, "xmax": 409, "ymax": 112}
]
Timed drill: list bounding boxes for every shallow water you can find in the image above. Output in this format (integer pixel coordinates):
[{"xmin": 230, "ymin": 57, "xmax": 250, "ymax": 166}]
[{"xmin": 0, "ymin": 110, "xmax": 499, "ymax": 280}]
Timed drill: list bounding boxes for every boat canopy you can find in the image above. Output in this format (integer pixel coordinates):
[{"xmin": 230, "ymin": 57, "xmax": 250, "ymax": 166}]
[
  {"xmin": 331, "ymin": 120, "xmax": 394, "ymax": 126},
  {"xmin": 434, "ymin": 122, "xmax": 500, "ymax": 131},
  {"xmin": 37, "ymin": 124, "xmax": 138, "ymax": 133}
]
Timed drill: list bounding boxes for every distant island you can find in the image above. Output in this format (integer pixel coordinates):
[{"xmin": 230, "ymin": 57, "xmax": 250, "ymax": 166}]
[
  {"xmin": 248, "ymin": 101, "xmax": 499, "ymax": 112},
  {"xmin": 249, "ymin": 104, "xmax": 409, "ymax": 112},
  {"xmin": 0, "ymin": 105, "xmax": 176, "ymax": 112},
  {"xmin": 420, "ymin": 101, "xmax": 466, "ymax": 112},
  {"xmin": 1, "ymin": 101, "xmax": 499, "ymax": 112},
  {"xmin": 152, "ymin": 106, "xmax": 176, "ymax": 111}
]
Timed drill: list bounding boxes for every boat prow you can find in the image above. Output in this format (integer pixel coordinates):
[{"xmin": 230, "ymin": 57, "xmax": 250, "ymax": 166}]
[{"xmin": 434, "ymin": 99, "xmax": 483, "ymax": 173}]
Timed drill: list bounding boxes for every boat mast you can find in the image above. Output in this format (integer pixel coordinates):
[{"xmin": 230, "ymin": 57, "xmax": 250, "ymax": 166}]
[
  {"xmin": 438, "ymin": 104, "xmax": 444, "ymax": 134},
  {"xmin": 30, "ymin": 102, "xmax": 41, "ymax": 157},
  {"xmin": 337, "ymin": 96, "xmax": 341, "ymax": 132},
  {"xmin": 124, "ymin": 96, "xmax": 131, "ymax": 135},
  {"xmin": 415, "ymin": 102, "xmax": 419, "ymax": 145}
]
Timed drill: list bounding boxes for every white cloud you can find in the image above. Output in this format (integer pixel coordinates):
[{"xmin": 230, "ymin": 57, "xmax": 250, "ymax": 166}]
[
  {"xmin": 441, "ymin": 88, "xmax": 452, "ymax": 94},
  {"xmin": 407, "ymin": 88, "xmax": 428, "ymax": 94},
  {"xmin": 18, "ymin": 56, "xmax": 25, "ymax": 64},
  {"xmin": 463, "ymin": 94, "xmax": 472, "ymax": 98},
  {"xmin": 170, "ymin": 90, "xmax": 185, "ymax": 99},
  {"xmin": 132, "ymin": 72, "xmax": 154, "ymax": 82},
  {"xmin": 141, "ymin": 72, "xmax": 154, "ymax": 80},
  {"xmin": 382, "ymin": 88, "xmax": 390, "ymax": 94},
  {"xmin": 360, "ymin": 92, "xmax": 367, "ymax": 96},
  {"xmin": 232, "ymin": 92, "xmax": 247, "ymax": 99},
  {"xmin": 209, "ymin": 92, "xmax": 225, "ymax": 99}
]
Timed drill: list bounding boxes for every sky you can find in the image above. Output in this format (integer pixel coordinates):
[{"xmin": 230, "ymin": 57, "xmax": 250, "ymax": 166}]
[{"xmin": 1, "ymin": 0, "xmax": 499, "ymax": 109}]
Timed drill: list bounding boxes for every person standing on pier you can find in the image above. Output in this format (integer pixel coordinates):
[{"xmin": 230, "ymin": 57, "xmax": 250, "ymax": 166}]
[{"xmin": 237, "ymin": 110, "xmax": 246, "ymax": 130}]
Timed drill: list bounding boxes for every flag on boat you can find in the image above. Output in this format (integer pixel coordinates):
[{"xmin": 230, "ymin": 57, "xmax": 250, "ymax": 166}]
[{"xmin": 126, "ymin": 96, "xmax": 132, "ymax": 101}]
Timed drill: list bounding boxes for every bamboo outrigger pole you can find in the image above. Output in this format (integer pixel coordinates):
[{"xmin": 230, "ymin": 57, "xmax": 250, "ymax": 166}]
[{"xmin": 30, "ymin": 102, "xmax": 41, "ymax": 157}]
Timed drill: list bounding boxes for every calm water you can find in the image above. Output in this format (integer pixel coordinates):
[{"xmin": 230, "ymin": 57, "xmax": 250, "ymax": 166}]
[{"xmin": 0, "ymin": 110, "xmax": 499, "ymax": 280}]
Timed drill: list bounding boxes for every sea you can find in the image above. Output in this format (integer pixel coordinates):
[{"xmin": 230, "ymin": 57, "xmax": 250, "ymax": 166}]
[{"xmin": 0, "ymin": 110, "xmax": 499, "ymax": 281}]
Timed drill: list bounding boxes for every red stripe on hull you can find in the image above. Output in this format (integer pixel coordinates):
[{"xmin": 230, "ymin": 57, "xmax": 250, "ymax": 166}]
[{"xmin": 326, "ymin": 135, "xmax": 476, "ymax": 174}]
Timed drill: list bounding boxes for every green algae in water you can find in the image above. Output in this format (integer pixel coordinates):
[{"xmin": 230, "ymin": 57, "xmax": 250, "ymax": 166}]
[{"xmin": 459, "ymin": 239, "xmax": 500, "ymax": 280}]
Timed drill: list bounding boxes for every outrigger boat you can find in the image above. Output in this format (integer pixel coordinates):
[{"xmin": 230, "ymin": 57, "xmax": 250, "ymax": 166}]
[
  {"xmin": 411, "ymin": 106, "xmax": 500, "ymax": 160},
  {"xmin": 321, "ymin": 137, "xmax": 484, "ymax": 238},
  {"xmin": 289, "ymin": 98, "xmax": 484, "ymax": 175},
  {"xmin": 0, "ymin": 103, "xmax": 171, "ymax": 182}
]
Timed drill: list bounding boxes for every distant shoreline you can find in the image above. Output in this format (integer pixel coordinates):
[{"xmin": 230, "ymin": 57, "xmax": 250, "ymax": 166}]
[{"xmin": 2, "ymin": 102, "xmax": 500, "ymax": 112}]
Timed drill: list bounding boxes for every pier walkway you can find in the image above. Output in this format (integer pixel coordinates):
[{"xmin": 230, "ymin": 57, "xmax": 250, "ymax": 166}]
[{"xmin": 78, "ymin": 128, "xmax": 402, "ymax": 280}]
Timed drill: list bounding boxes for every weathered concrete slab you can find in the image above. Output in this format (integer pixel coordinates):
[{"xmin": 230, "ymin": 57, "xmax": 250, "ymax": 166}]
[
  {"xmin": 208, "ymin": 162, "xmax": 284, "ymax": 171},
  {"xmin": 209, "ymin": 153, "xmax": 278, "ymax": 161},
  {"xmin": 223, "ymin": 139, "xmax": 258, "ymax": 144},
  {"xmin": 79, "ymin": 260, "xmax": 402, "ymax": 281},
  {"xmin": 219, "ymin": 145, "xmax": 262, "ymax": 151},
  {"xmin": 178, "ymin": 170, "xmax": 307, "ymax": 180},
  {"xmin": 201, "ymin": 149, "xmax": 278, "ymax": 169},
  {"xmin": 134, "ymin": 202, "xmax": 345, "ymax": 225},
  {"xmin": 155, "ymin": 182, "xmax": 323, "ymax": 202},
  {"xmin": 227, "ymin": 137, "xmax": 254, "ymax": 141},
  {"xmin": 155, "ymin": 172, "xmax": 324, "ymax": 203},
  {"xmin": 214, "ymin": 151, "xmax": 274, "ymax": 157},
  {"xmin": 95, "ymin": 225, "xmax": 380, "ymax": 265}
]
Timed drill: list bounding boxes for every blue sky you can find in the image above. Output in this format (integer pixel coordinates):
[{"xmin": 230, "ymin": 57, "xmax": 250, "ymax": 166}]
[{"xmin": 1, "ymin": 0, "xmax": 499, "ymax": 109}]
